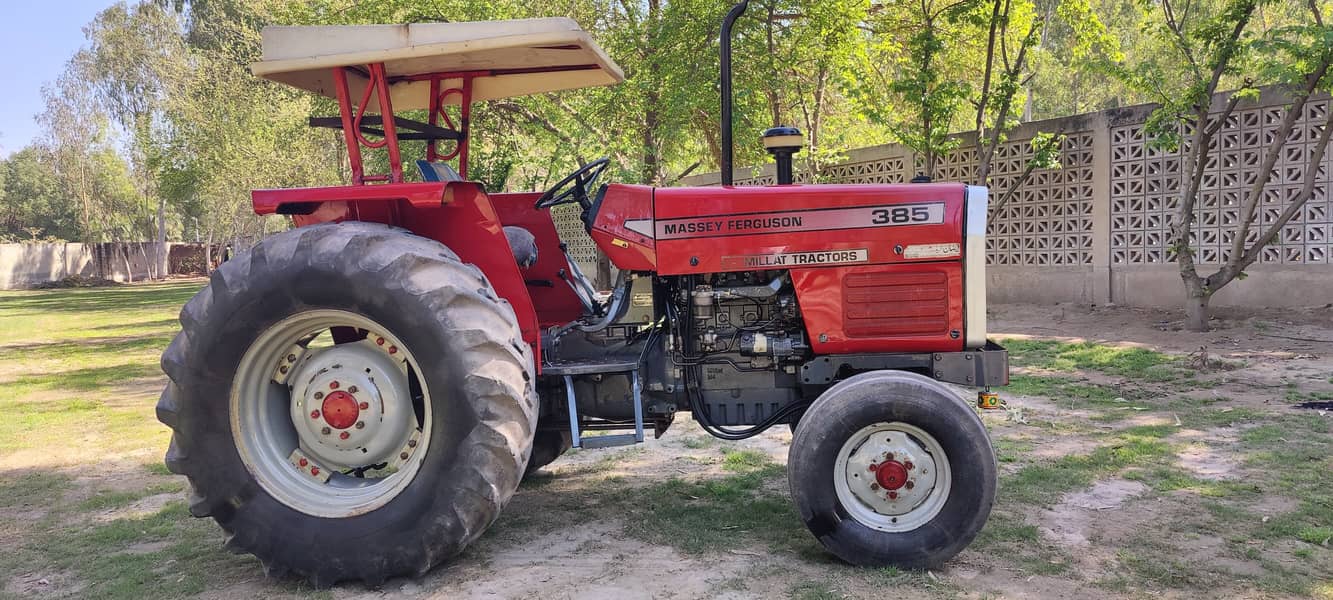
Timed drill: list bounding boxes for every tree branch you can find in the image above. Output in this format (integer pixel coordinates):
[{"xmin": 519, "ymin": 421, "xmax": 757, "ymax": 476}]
[
  {"xmin": 1213, "ymin": 69, "xmax": 1333, "ymax": 286},
  {"xmin": 1221, "ymin": 60, "xmax": 1329, "ymax": 279}
]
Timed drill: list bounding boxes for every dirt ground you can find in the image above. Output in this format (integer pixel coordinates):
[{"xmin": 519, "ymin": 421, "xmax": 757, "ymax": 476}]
[{"xmin": 2, "ymin": 292, "xmax": 1331, "ymax": 600}]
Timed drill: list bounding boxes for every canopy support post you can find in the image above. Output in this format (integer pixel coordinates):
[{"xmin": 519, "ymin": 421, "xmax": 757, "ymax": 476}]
[
  {"xmin": 426, "ymin": 74, "xmax": 474, "ymax": 179},
  {"xmin": 332, "ymin": 67, "xmax": 366, "ymax": 185},
  {"xmin": 331, "ymin": 63, "xmax": 404, "ymax": 185}
]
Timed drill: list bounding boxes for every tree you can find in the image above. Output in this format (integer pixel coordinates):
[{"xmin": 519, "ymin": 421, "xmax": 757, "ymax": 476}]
[
  {"xmin": 847, "ymin": 0, "xmax": 986, "ymax": 179},
  {"xmin": 1118, "ymin": 0, "xmax": 1332, "ymax": 330},
  {"xmin": 83, "ymin": 1, "xmax": 191, "ymax": 279},
  {"xmin": 0, "ymin": 147, "xmax": 79, "ymax": 241}
]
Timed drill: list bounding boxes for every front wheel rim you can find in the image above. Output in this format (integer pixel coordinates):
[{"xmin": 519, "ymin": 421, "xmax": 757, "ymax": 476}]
[
  {"xmin": 231, "ymin": 310, "xmax": 433, "ymax": 518},
  {"xmin": 833, "ymin": 422, "xmax": 951, "ymax": 532}
]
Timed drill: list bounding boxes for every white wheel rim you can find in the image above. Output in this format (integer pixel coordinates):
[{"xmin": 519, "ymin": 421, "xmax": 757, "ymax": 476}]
[
  {"xmin": 231, "ymin": 310, "xmax": 432, "ymax": 518},
  {"xmin": 833, "ymin": 422, "xmax": 951, "ymax": 532}
]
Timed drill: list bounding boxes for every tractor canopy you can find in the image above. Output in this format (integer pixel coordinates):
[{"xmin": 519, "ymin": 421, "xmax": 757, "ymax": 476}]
[
  {"xmin": 251, "ymin": 18, "xmax": 625, "ymax": 110},
  {"xmin": 248, "ymin": 18, "xmax": 623, "ymax": 184}
]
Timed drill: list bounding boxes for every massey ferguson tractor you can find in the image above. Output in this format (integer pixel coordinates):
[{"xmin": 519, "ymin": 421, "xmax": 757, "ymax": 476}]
[{"xmin": 157, "ymin": 3, "xmax": 1007, "ymax": 586}]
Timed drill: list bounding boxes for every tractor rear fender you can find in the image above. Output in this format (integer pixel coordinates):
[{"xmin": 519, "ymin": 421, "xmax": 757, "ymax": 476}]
[{"xmin": 258, "ymin": 181, "xmax": 545, "ymax": 368}]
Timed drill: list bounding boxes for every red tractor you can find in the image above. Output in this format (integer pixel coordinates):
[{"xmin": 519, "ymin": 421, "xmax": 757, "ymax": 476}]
[{"xmin": 158, "ymin": 3, "xmax": 1007, "ymax": 586}]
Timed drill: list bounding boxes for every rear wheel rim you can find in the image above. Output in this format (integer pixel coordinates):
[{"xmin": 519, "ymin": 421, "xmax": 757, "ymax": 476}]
[
  {"xmin": 833, "ymin": 422, "xmax": 951, "ymax": 532},
  {"xmin": 231, "ymin": 309, "xmax": 432, "ymax": 518}
]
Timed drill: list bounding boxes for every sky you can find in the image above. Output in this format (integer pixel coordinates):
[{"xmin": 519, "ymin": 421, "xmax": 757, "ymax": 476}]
[{"xmin": 0, "ymin": 0, "xmax": 119, "ymax": 158}]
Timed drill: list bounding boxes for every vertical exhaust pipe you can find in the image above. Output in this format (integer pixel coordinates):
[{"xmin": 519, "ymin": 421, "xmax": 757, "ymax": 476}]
[{"xmin": 720, "ymin": 1, "xmax": 749, "ymax": 186}]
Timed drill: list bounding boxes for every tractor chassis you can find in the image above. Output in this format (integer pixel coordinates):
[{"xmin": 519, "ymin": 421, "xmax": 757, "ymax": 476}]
[{"xmin": 798, "ymin": 342, "xmax": 1009, "ymax": 390}]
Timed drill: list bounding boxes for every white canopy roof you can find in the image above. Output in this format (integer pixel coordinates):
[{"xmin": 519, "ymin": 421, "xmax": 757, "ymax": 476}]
[{"xmin": 251, "ymin": 18, "xmax": 625, "ymax": 110}]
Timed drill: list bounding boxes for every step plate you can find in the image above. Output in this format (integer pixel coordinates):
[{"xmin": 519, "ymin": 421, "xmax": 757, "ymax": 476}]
[{"xmin": 579, "ymin": 434, "xmax": 639, "ymax": 449}]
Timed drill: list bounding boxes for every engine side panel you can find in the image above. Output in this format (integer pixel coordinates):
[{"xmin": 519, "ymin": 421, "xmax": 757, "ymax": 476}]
[{"xmin": 790, "ymin": 262, "xmax": 964, "ymax": 354}]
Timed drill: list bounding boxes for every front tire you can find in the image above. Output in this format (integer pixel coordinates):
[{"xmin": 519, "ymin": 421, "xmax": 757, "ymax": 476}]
[
  {"xmin": 156, "ymin": 222, "xmax": 537, "ymax": 586},
  {"xmin": 787, "ymin": 370, "xmax": 996, "ymax": 569}
]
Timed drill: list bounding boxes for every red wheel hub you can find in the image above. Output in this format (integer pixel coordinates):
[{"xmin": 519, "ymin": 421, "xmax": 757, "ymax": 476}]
[
  {"xmin": 874, "ymin": 460, "xmax": 909, "ymax": 490},
  {"xmin": 320, "ymin": 390, "xmax": 360, "ymax": 430}
]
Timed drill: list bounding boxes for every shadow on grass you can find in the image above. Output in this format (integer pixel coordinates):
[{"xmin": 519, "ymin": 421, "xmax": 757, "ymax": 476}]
[
  {"xmin": 0, "ymin": 282, "xmax": 203, "ymax": 316},
  {"xmin": 486, "ymin": 453, "xmax": 815, "ymax": 560},
  {"xmin": 0, "ymin": 334, "xmax": 174, "ymax": 360},
  {"xmin": 4, "ymin": 363, "xmax": 163, "ymax": 394}
]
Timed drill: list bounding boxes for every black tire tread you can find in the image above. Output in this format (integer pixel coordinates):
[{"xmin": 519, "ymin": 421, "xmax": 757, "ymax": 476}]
[{"xmin": 156, "ymin": 222, "xmax": 537, "ymax": 586}]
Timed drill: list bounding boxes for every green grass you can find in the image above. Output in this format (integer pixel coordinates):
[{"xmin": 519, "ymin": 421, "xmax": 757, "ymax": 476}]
[
  {"xmin": 623, "ymin": 454, "xmax": 810, "ymax": 555},
  {"xmin": 1002, "ymin": 432, "xmax": 1174, "ymax": 505},
  {"xmin": 1004, "ymin": 338, "xmax": 1178, "ymax": 378},
  {"xmin": 0, "ymin": 281, "xmax": 202, "ymax": 457},
  {"xmin": 0, "ymin": 282, "xmax": 289, "ymax": 600}
]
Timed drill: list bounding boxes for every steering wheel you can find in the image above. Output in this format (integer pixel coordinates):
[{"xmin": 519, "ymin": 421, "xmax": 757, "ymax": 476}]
[{"xmin": 534, "ymin": 158, "xmax": 611, "ymax": 210}]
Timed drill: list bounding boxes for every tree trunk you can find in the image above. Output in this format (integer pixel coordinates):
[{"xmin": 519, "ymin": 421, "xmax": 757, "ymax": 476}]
[
  {"xmin": 156, "ymin": 195, "xmax": 168, "ymax": 280},
  {"xmin": 204, "ymin": 227, "xmax": 214, "ymax": 275},
  {"xmin": 122, "ymin": 243, "xmax": 134, "ymax": 284},
  {"xmin": 1184, "ymin": 291, "xmax": 1212, "ymax": 332}
]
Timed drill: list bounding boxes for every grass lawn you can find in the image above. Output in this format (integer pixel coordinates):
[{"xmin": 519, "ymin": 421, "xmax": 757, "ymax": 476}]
[{"xmin": 0, "ymin": 281, "xmax": 328, "ymax": 600}]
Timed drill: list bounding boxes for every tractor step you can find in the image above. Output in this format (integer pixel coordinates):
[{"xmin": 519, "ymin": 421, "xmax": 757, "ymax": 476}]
[
  {"xmin": 579, "ymin": 433, "xmax": 639, "ymax": 449},
  {"xmin": 551, "ymin": 362, "xmax": 644, "ymax": 450}
]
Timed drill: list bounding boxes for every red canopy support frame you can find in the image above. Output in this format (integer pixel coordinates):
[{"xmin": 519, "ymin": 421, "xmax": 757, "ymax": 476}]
[
  {"xmin": 328, "ymin": 65, "xmax": 601, "ymax": 186},
  {"xmin": 332, "ymin": 63, "xmax": 406, "ymax": 185},
  {"xmin": 426, "ymin": 74, "xmax": 476, "ymax": 179}
]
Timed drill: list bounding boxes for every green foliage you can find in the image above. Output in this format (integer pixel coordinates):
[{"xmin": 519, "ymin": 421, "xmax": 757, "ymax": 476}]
[{"xmin": 8, "ymin": 0, "xmax": 1325, "ymax": 250}]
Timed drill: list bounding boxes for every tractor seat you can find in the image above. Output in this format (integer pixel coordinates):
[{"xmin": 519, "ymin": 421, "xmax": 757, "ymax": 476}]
[
  {"xmin": 416, "ymin": 160, "xmax": 463, "ymax": 182},
  {"xmin": 503, "ymin": 226, "xmax": 538, "ymax": 269}
]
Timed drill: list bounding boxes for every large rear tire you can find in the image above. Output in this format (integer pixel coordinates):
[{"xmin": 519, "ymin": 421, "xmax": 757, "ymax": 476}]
[
  {"xmin": 156, "ymin": 222, "xmax": 537, "ymax": 586},
  {"xmin": 788, "ymin": 371, "xmax": 996, "ymax": 569}
]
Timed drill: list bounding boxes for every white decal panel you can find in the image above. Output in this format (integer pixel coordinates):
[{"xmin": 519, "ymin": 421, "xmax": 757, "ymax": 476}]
[
  {"xmin": 720, "ymin": 249, "xmax": 870, "ymax": 269},
  {"xmin": 902, "ymin": 243, "xmax": 961, "ymax": 259},
  {"xmin": 651, "ymin": 203, "xmax": 945, "ymax": 240}
]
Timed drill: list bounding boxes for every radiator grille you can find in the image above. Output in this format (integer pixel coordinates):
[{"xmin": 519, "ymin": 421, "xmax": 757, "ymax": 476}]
[{"xmin": 842, "ymin": 270, "xmax": 950, "ymax": 337}]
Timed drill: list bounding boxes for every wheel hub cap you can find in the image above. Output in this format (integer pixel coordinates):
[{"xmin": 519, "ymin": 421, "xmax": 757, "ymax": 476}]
[
  {"xmin": 872, "ymin": 460, "xmax": 909, "ymax": 490},
  {"xmin": 320, "ymin": 391, "xmax": 360, "ymax": 429},
  {"xmin": 834, "ymin": 422, "xmax": 951, "ymax": 532},
  {"xmin": 288, "ymin": 340, "xmax": 414, "ymax": 470}
]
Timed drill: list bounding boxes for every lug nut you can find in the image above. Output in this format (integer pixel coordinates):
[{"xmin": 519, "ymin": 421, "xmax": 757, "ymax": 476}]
[
  {"xmin": 321, "ymin": 427, "xmax": 331, "ymax": 435},
  {"xmin": 310, "ymin": 410, "xmax": 320, "ymax": 419},
  {"xmin": 279, "ymin": 365, "xmax": 289, "ymax": 374},
  {"xmin": 885, "ymin": 452, "xmax": 895, "ymax": 460},
  {"xmin": 905, "ymin": 461, "xmax": 914, "ymax": 470},
  {"xmin": 870, "ymin": 483, "xmax": 880, "ymax": 491},
  {"xmin": 359, "ymin": 402, "xmax": 369, "ymax": 410},
  {"xmin": 339, "ymin": 431, "xmax": 350, "ymax": 440},
  {"xmin": 888, "ymin": 491, "xmax": 898, "ymax": 500},
  {"xmin": 348, "ymin": 385, "xmax": 358, "ymax": 394},
  {"xmin": 407, "ymin": 440, "xmax": 417, "ymax": 448},
  {"xmin": 287, "ymin": 353, "xmax": 297, "ymax": 362},
  {"xmin": 298, "ymin": 458, "xmax": 308, "ymax": 467},
  {"xmin": 906, "ymin": 481, "xmax": 915, "ymax": 489},
  {"xmin": 329, "ymin": 381, "xmax": 340, "ymax": 389},
  {"xmin": 355, "ymin": 421, "xmax": 365, "ymax": 429},
  {"xmin": 314, "ymin": 391, "xmax": 324, "ymax": 400},
  {"xmin": 400, "ymin": 452, "xmax": 410, "ymax": 460},
  {"xmin": 310, "ymin": 467, "xmax": 320, "ymax": 476},
  {"xmin": 867, "ymin": 464, "xmax": 878, "ymax": 472}
]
